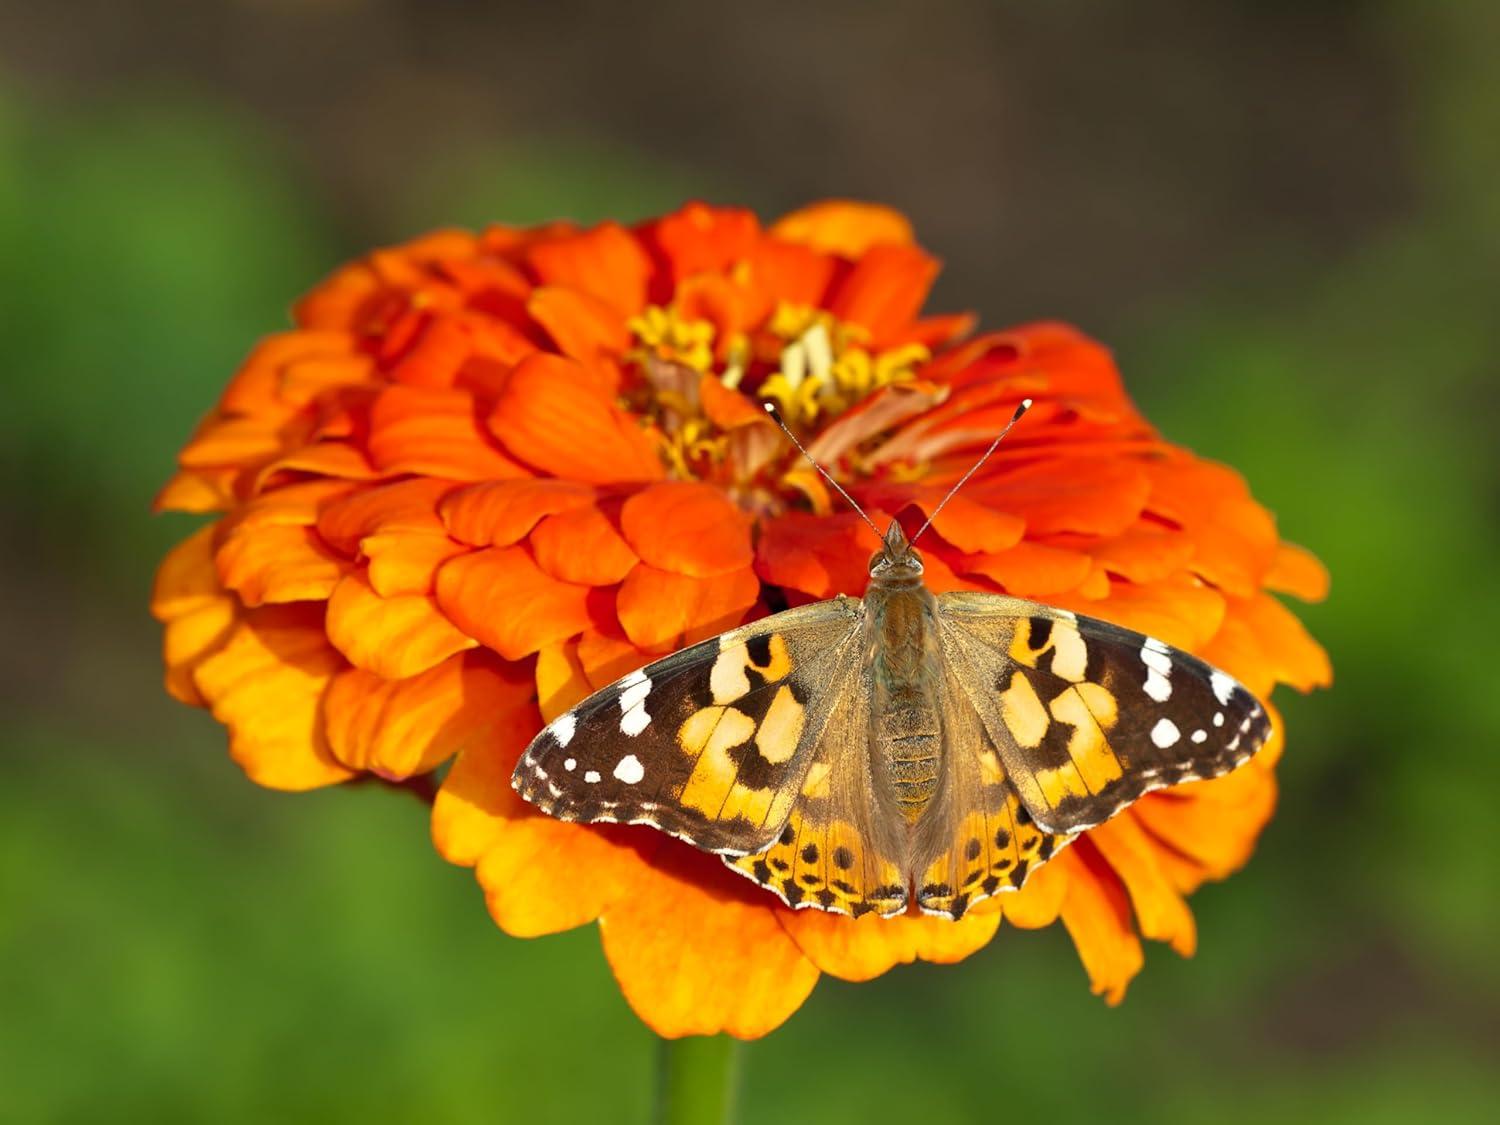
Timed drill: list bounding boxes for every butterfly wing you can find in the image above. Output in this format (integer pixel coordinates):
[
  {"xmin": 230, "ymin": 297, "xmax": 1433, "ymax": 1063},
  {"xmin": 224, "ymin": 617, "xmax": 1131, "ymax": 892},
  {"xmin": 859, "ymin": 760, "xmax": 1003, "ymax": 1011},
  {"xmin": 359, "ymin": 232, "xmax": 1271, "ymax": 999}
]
[
  {"xmin": 908, "ymin": 659, "xmax": 1075, "ymax": 919},
  {"xmin": 937, "ymin": 591, "xmax": 1271, "ymax": 836},
  {"xmin": 722, "ymin": 670, "xmax": 911, "ymax": 918},
  {"xmin": 514, "ymin": 597, "xmax": 867, "ymax": 857}
]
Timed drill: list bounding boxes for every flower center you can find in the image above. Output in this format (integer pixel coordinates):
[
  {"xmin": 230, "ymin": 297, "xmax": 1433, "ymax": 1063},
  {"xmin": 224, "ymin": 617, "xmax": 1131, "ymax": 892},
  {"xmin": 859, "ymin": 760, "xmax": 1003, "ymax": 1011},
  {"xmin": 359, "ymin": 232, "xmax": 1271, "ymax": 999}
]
[{"xmin": 625, "ymin": 301, "xmax": 930, "ymax": 492}]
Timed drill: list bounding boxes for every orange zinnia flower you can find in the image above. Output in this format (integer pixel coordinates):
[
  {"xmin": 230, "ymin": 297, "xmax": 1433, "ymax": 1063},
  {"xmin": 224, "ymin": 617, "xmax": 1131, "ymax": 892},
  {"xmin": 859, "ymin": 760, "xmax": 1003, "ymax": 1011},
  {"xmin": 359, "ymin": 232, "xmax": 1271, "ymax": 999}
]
[{"xmin": 152, "ymin": 200, "xmax": 1331, "ymax": 1039}]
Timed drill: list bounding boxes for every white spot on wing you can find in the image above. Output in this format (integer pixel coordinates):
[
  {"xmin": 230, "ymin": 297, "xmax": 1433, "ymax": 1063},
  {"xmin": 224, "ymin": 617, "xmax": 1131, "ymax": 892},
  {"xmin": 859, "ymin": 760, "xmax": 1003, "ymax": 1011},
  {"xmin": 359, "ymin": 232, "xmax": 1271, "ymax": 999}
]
[
  {"xmin": 584, "ymin": 770, "xmax": 601, "ymax": 784},
  {"xmin": 618, "ymin": 670, "xmax": 653, "ymax": 736},
  {"xmin": 1141, "ymin": 639, "xmax": 1173, "ymax": 701},
  {"xmin": 1214, "ymin": 712, "xmax": 1225, "ymax": 727},
  {"xmin": 1151, "ymin": 718, "xmax": 1181, "ymax": 748},
  {"xmin": 1210, "ymin": 669, "xmax": 1236, "ymax": 706},
  {"xmin": 551, "ymin": 712, "xmax": 577, "ymax": 748},
  {"xmin": 1191, "ymin": 729, "xmax": 1207, "ymax": 744},
  {"xmin": 563, "ymin": 758, "xmax": 576, "ymax": 771},
  {"xmin": 613, "ymin": 754, "xmax": 645, "ymax": 784}
]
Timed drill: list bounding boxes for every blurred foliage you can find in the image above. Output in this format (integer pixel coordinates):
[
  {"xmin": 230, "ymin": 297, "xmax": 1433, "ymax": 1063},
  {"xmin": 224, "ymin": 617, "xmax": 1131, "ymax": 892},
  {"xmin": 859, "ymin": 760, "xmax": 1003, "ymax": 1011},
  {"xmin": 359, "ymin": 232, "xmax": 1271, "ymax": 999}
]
[{"xmin": 1, "ymin": 2, "xmax": 1497, "ymax": 1122}]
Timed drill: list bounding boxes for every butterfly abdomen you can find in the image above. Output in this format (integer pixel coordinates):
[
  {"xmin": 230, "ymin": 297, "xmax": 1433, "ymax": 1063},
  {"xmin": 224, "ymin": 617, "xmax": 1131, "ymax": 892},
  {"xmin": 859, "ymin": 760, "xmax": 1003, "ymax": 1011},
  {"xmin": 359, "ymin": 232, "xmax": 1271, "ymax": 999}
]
[{"xmin": 867, "ymin": 581, "xmax": 945, "ymax": 823}]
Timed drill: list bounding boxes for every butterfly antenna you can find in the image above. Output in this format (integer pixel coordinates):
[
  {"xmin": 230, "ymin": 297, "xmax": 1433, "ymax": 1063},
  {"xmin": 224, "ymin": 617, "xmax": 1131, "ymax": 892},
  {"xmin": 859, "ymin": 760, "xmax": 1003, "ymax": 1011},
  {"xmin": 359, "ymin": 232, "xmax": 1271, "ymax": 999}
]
[
  {"xmin": 763, "ymin": 403, "xmax": 883, "ymax": 540},
  {"xmin": 910, "ymin": 398, "xmax": 1033, "ymax": 545}
]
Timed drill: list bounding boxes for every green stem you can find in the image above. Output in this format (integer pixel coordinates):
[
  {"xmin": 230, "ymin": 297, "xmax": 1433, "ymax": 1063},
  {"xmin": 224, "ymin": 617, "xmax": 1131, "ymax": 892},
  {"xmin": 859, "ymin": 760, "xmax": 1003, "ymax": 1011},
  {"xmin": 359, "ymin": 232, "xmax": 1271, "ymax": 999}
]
[{"xmin": 653, "ymin": 1035, "xmax": 742, "ymax": 1125}]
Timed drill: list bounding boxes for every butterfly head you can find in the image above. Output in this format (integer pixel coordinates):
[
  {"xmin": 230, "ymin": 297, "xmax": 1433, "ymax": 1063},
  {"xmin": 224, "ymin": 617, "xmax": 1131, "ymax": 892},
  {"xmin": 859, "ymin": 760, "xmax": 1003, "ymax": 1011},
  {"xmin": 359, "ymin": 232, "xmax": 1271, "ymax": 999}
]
[{"xmin": 869, "ymin": 521, "xmax": 924, "ymax": 582}]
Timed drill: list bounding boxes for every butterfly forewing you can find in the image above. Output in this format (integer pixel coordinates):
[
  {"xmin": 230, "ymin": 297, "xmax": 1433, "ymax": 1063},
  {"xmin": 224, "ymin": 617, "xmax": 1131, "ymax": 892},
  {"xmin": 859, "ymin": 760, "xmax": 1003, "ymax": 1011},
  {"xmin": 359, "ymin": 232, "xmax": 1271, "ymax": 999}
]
[
  {"xmin": 938, "ymin": 592, "xmax": 1271, "ymax": 836},
  {"xmin": 514, "ymin": 598, "xmax": 863, "ymax": 856}
]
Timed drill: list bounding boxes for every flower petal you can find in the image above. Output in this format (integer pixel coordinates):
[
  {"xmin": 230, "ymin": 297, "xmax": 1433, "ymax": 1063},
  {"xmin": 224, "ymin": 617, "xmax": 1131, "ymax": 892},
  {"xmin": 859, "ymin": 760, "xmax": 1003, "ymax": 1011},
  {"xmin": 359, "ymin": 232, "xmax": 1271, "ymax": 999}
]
[
  {"xmin": 974, "ymin": 458, "xmax": 1151, "ymax": 539},
  {"xmin": 316, "ymin": 478, "xmax": 457, "ymax": 553},
  {"xmin": 215, "ymin": 524, "xmax": 351, "ymax": 606},
  {"xmin": 778, "ymin": 908, "xmax": 1000, "ymax": 982},
  {"xmin": 524, "ymin": 222, "xmax": 652, "ymax": 314},
  {"xmin": 1056, "ymin": 843, "xmax": 1145, "ymax": 1005},
  {"xmin": 368, "ymin": 385, "xmax": 529, "ymax": 480},
  {"xmin": 326, "ymin": 571, "xmax": 477, "ymax": 679},
  {"xmin": 362, "ymin": 531, "xmax": 469, "ymax": 597},
  {"xmin": 756, "ymin": 512, "xmax": 882, "ymax": 599},
  {"xmin": 192, "ymin": 605, "xmax": 355, "ymax": 790},
  {"xmin": 435, "ymin": 546, "xmax": 598, "ymax": 660},
  {"xmin": 1087, "ymin": 814, "xmax": 1197, "ymax": 956},
  {"xmin": 531, "ymin": 505, "xmax": 640, "ymax": 586},
  {"xmin": 489, "ymin": 353, "xmax": 663, "ymax": 483},
  {"xmin": 152, "ymin": 523, "xmax": 227, "ymax": 621},
  {"xmin": 958, "ymin": 541, "xmax": 1093, "ymax": 597},
  {"xmin": 526, "ymin": 286, "xmax": 629, "ymax": 389},
  {"xmin": 619, "ymin": 482, "xmax": 754, "ymax": 577},
  {"xmin": 827, "ymin": 244, "xmax": 940, "ymax": 346},
  {"xmin": 771, "ymin": 200, "xmax": 915, "ymax": 256},
  {"xmin": 649, "ymin": 202, "xmax": 762, "ymax": 285},
  {"xmin": 616, "ymin": 564, "xmax": 760, "ymax": 651},
  {"xmin": 324, "ymin": 650, "xmax": 532, "ymax": 779},
  {"xmin": 998, "ymin": 854, "xmax": 1070, "ymax": 929},
  {"xmin": 600, "ymin": 845, "xmax": 820, "ymax": 1038},
  {"xmin": 440, "ymin": 478, "xmax": 597, "ymax": 548},
  {"xmin": 1130, "ymin": 765, "xmax": 1277, "ymax": 886},
  {"xmin": 1264, "ymin": 541, "xmax": 1330, "ymax": 602}
]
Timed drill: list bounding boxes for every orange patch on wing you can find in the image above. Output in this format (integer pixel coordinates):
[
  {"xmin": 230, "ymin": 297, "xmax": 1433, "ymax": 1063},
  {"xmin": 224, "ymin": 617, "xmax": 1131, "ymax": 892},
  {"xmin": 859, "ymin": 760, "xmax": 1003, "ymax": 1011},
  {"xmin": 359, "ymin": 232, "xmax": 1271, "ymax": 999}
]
[
  {"xmin": 616, "ymin": 564, "xmax": 760, "ymax": 651},
  {"xmin": 600, "ymin": 845, "xmax": 820, "ymax": 1039},
  {"xmin": 620, "ymin": 482, "xmax": 754, "ymax": 577},
  {"xmin": 435, "ymin": 545, "xmax": 596, "ymax": 661}
]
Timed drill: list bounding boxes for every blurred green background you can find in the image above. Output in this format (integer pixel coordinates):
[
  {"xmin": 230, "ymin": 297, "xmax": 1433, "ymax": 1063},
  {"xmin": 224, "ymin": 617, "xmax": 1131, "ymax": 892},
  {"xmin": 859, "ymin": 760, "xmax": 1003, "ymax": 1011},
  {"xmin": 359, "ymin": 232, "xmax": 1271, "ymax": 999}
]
[{"xmin": 2, "ymin": 1, "xmax": 1496, "ymax": 1121}]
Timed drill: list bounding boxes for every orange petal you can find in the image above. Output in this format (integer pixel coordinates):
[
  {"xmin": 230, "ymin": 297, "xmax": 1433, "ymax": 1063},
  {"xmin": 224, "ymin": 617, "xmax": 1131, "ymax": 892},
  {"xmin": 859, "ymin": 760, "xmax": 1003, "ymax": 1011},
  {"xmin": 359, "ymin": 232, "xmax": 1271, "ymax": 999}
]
[
  {"xmin": 1057, "ymin": 574, "xmax": 1227, "ymax": 654},
  {"xmin": 325, "ymin": 570, "xmax": 477, "ymax": 679},
  {"xmin": 827, "ymin": 243, "xmax": 939, "ymax": 345},
  {"xmin": 218, "ymin": 329, "xmax": 361, "ymax": 413},
  {"xmin": 778, "ymin": 908, "xmax": 1000, "ymax": 982},
  {"xmin": 488, "ymin": 353, "xmax": 663, "ymax": 483},
  {"xmin": 215, "ymin": 524, "xmax": 351, "ymax": 606},
  {"xmin": 526, "ymin": 286, "xmax": 628, "ymax": 390},
  {"xmin": 1236, "ymin": 593, "xmax": 1333, "ymax": 692},
  {"xmin": 361, "ymin": 531, "xmax": 469, "ymax": 597},
  {"xmin": 1081, "ymin": 524, "xmax": 1195, "ymax": 584},
  {"xmin": 154, "ymin": 467, "xmax": 238, "ymax": 513},
  {"xmin": 324, "ymin": 650, "xmax": 532, "ymax": 778},
  {"xmin": 535, "ymin": 643, "xmax": 591, "ymax": 722},
  {"xmin": 1264, "ymin": 541, "xmax": 1330, "ymax": 602},
  {"xmin": 743, "ymin": 236, "xmax": 835, "ymax": 309},
  {"xmin": 770, "ymin": 200, "xmax": 915, "ymax": 256},
  {"xmin": 431, "ymin": 722, "xmax": 535, "ymax": 868},
  {"xmin": 577, "ymin": 630, "xmax": 652, "ymax": 689},
  {"xmin": 192, "ymin": 605, "xmax": 355, "ymax": 790},
  {"xmin": 999, "ymin": 854, "xmax": 1070, "ymax": 929},
  {"xmin": 435, "ymin": 546, "xmax": 597, "ymax": 660},
  {"xmin": 600, "ymin": 844, "xmax": 820, "ymax": 1039},
  {"xmin": 958, "ymin": 540, "xmax": 1093, "ymax": 597},
  {"xmin": 1056, "ymin": 843, "xmax": 1144, "ymax": 1005},
  {"xmin": 756, "ymin": 512, "xmax": 882, "ymax": 599},
  {"xmin": 973, "ymin": 458, "xmax": 1151, "ymax": 538},
  {"xmin": 619, "ymin": 482, "xmax": 754, "ymax": 577},
  {"xmin": 316, "ymin": 478, "xmax": 457, "ymax": 554},
  {"xmin": 163, "ymin": 599, "xmax": 237, "ymax": 706},
  {"xmin": 648, "ymin": 202, "xmax": 762, "ymax": 283},
  {"xmin": 616, "ymin": 564, "xmax": 760, "ymax": 651},
  {"xmin": 1130, "ymin": 766, "xmax": 1276, "ymax": 884},
  {"xmin": 368, "ymin": 384, "xmax": 529, "ymax": 480},
  {"xmin": 152, "ymin": 523, "xmax": 227, "ymax": 621},
  {"xmin": 178, "ymin": 412, "xmax": 292, "ymax": 469},
  {"xmin": 531, "ymin": 505, "xmax": 639, "ymax": 586},
  {"xmin": 860, "ymin": 487, "xmax": 1024, "ymax": 555},
  {"xmin": 1087, "ymin": 815, "xmax": 1197, "ymax": 957},
  {"xmin": 480, "ymin": 819, "xmax": 657, "ymax": 939},
  {"xmin": 523, "ymin": 222, "xmax": 652, "ymax": 315},
  {"xmin": 440, "ymin": 478, "xmax": 597, "ymax": 548}
]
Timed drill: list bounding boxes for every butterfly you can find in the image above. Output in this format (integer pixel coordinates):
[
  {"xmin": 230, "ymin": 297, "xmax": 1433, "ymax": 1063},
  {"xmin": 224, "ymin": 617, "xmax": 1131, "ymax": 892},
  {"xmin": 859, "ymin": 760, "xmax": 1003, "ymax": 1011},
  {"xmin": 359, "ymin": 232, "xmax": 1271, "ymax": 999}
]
[{"xmin": 512, "ymin": 401, "xmax": 1270, "ymax": 920}]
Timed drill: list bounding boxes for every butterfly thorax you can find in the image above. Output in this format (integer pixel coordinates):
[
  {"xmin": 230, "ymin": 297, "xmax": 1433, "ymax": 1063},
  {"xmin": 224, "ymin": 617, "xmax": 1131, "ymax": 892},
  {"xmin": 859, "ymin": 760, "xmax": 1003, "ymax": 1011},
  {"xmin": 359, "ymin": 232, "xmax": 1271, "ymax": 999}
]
[{"xmin": 866, "ymin": 525, "xmax": 945, "ymax": 824}]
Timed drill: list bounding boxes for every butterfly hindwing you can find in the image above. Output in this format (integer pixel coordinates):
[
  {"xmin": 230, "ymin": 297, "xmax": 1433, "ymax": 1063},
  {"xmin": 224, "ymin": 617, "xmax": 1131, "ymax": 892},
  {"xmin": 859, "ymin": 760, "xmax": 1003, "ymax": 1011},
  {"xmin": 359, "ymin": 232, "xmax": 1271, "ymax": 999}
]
[
  {"xmin": 938, "ymin": 592, "xmax": 1270, "ymax": 836},
  {"xmin": 909, "ymin": 661, "xmax": 1075, "ymax": 919},
  {"xmin": 514, "ymin": 598, "xmax": 864, "ymax": 856},
  {"xmin": 724, "ymin": 670, "xmax": 911, "ymax": 918}
]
